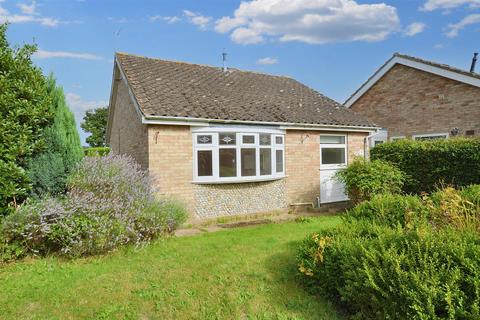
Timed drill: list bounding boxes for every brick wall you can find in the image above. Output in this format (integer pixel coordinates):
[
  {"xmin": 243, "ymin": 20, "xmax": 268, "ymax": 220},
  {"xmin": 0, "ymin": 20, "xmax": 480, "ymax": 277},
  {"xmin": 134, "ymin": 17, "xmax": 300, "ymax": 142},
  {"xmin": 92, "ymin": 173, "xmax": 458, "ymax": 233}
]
[
  {"xmin": 350, "ymin": 64, "xmax": 480, "ymax": 138},
  {"xmin": 147, "ymin": 125, "xmax": 195, "ymax": 212},
  {"xmin": 109, "ymin": 78, "xmax": 149, "ymax": 168},
  {"xmin": 285, "ymin": 130, "xmax": 367, "ymax": 206}
]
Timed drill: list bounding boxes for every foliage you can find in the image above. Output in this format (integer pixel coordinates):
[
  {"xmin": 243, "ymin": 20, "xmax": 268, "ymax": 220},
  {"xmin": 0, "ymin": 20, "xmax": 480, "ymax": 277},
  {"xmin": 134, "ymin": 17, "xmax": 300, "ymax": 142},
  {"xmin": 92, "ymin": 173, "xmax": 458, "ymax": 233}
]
[
  {"xmin": 0, "ymin": 154, "xmax": 187, "ymax": 259},
  {"xmin": 84, "ymin": 147, "xmax": 110, "ymax": 157},
  {"xmin": 0, "ymin": 24, "xmax": 53, "ymax": 215},
  {"xmin": 371, "ymin": 138, "xmax": 480, "ymax": 194},
  {"xmin": 298, "ymin": 224, "xmax": 480, "ymax": 319},
  {"xmin": 345, "ymin": 193, "xmax": 428, "ymax": 228},
  {"xmin": 335, "ymin": 158, "xmax": 405, "ymax": 203},
  {"xmin": 81, "ymin": 107, "xmax": 108, "ymax": 147},
  {"xmin": 26, "ymin": 76, "xmax": 83, "ymax": 197},
  {"xmin": 297, "ymin": 185, "xmax": 480, "ymax": 319}
]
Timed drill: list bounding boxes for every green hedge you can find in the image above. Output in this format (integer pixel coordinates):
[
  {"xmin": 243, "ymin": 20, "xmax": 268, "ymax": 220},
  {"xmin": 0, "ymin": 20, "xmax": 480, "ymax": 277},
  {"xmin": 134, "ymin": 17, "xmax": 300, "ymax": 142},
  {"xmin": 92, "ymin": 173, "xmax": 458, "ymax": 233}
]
[
  {"xmin": 83, "ymin": 147, "xmax": 110, "ymax": 157},
  {"xmin": 371, "ymin": 138, "xmax": 480, "ymax": 194}
]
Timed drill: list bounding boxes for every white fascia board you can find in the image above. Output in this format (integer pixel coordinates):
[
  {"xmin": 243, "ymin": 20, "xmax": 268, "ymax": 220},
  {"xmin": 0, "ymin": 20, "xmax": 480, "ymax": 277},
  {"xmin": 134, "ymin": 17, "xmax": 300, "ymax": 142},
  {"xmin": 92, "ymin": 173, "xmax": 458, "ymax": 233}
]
[
  {"xmin": 143, "ymin": 114, "xmax": 378, "ymax": 133},
  {"xmin": 345, "ymin": 56, "xmax": 480, "ymax": 108}
]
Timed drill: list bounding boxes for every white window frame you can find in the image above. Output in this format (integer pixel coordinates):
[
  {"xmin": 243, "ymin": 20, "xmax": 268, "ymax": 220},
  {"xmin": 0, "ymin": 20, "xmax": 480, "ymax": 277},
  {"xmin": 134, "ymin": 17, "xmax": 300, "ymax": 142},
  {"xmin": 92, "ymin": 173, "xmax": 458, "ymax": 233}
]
[
  {"xmin": 192, "ymin": 127, "xmax": 285, "ymax": 184},
  {"xmin": 390, "ymin": 136, "xmax": 406, "ymax": 141},
  {"xmin": 412, "ymin": 133, "xmax": 449, "ymax": 141},
  {"xmin": 319, "ymin": 134, "xmax": 348, "ymax": 170}
]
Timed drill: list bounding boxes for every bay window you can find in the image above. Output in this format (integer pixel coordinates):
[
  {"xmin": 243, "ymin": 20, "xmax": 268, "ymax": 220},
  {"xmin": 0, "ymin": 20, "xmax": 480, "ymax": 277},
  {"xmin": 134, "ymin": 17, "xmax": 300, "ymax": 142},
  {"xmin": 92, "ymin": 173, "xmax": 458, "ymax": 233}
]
[{"xmin": 193, "ymin": 128, "xmax": 285, "ymax": 183}]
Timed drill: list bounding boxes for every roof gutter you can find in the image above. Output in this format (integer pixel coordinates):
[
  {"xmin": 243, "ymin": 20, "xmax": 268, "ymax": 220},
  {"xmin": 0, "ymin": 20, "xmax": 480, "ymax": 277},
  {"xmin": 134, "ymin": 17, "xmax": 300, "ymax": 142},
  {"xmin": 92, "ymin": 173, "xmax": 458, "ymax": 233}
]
[{"xmin": 142, "ymin": 114, "xmax": 379, "ymax": 133}]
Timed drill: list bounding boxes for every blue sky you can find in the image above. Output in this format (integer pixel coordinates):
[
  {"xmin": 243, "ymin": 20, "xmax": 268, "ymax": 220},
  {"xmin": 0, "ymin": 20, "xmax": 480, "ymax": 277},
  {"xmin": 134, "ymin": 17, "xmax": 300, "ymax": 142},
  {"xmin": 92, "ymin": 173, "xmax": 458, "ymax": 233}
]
[{"xmin": 2, "ymin": 0, "xmax": 479, "ymax": 144}]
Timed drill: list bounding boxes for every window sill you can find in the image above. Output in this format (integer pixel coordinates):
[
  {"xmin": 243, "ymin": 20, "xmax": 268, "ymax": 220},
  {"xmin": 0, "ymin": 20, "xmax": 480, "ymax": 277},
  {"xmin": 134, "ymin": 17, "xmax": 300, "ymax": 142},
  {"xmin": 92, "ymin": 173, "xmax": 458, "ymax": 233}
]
[{"xmin": 192, "ymin": 175, "xmax": 287, "ymax": 185}]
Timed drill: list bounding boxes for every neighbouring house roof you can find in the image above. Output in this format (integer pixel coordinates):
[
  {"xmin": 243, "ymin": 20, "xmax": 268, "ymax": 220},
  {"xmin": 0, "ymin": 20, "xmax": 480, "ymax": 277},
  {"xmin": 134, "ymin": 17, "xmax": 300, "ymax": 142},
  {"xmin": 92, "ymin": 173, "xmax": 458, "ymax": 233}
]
[
  {"xmin": 114, "ymin": 52, "xmax": 375, "ymax": 128},
  {"xmin": 344, "ymin": 53, "xmax": 480, "ymax": 108}
]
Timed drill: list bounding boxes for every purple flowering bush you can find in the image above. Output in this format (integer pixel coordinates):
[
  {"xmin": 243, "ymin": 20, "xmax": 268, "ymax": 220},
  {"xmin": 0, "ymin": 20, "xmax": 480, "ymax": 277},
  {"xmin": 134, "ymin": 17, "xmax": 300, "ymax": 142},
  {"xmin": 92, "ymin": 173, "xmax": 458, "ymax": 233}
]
[{"xmin": 1, "ymin": 154, "xmax": 187, "ymax": 260}]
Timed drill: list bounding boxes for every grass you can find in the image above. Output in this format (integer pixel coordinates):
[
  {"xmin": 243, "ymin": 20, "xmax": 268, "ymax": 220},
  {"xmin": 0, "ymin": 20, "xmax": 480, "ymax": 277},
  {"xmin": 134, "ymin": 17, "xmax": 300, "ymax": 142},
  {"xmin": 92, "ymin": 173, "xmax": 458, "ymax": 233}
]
[{"xmin": 0, "ymin": 215, "xmax": 342, "ymax": 320}]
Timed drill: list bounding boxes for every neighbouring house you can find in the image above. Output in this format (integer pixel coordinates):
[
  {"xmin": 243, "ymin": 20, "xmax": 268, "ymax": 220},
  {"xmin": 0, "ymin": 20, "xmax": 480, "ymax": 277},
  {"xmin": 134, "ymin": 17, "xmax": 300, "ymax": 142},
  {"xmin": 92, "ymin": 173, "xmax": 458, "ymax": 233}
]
[
  {"xmin": 106, "ymin": 53, "xmax": 377, "ymax": 219},
  {"xmin": 345, "ymin": 53, "xmax": 480, "ymax": 145}
]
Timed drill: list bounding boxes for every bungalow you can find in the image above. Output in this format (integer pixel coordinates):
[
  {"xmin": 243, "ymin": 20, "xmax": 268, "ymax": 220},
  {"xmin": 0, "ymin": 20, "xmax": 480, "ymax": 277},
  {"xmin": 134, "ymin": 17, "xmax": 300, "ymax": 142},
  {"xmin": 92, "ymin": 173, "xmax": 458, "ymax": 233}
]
[
  {"xmin": 345, "ymin": 53, "xmax": 480, "ymax": 145},
  {"xmin": 106, "ymin": 53, "xmax": 377, "ymax": 219}
]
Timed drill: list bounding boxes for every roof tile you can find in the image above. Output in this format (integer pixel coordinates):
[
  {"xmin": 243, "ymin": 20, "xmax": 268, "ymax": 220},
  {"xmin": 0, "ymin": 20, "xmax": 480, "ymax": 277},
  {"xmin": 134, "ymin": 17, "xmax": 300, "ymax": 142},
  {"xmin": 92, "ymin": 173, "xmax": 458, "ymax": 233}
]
[{"xmin": 116, "ymin": 52, "xmax": 374, "ymax": 127}]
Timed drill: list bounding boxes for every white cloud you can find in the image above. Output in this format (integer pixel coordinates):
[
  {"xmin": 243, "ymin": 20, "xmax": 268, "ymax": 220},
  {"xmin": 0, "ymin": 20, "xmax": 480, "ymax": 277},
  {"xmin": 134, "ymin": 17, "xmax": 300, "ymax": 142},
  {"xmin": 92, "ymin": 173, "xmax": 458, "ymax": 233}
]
[
  {"xmin": 422, "ymin": 0, "xmax": 480, "ymax": 11},
  {"xmin": 257, "ymin": 57, "xmax": 279, "ymax": 65},
  {"xmin": 0, "ymin": 1, "xmax": 59, "ymax": 26},
  {"xmin": 183, "ymin": 9, "xmax": 211, "ymax": 30},
  {"xmin": 445, "ymin": 13, "xmax": 480, "ymax": 37},
  {"xmin": 404, "ymin": 22, "xmax": 427, "ymax": 36},
  {"xmin": 33, "ymin": 49, "xmax": 103, "ymax": 60},
  {"xmin": 434, "ymin": 43, "xmax": 445, "ymax": 49},
  {"xmin": 214, "ymin": 0, "xmax": 400, "ymax": 45},
  {"xmin": 231, "ymin": 27, "xmax": 264, "ymax": 44},
  {"xmin": 66, "ymin": 93, "xmax": 109, "ymax": 144},
  {"xmin": 17, "ymin": 1, "xmax": 37, "ymax": 15},
  {"xmin": 150, "ymin": 15, "xmax": 181, "ymax": 24}
]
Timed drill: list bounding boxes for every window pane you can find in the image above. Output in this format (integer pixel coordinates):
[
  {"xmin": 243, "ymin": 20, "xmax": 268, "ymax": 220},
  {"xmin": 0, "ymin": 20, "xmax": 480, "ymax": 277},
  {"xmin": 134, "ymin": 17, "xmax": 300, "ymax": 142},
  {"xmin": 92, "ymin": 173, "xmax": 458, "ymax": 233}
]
[
  {"xmin": 260, "ymin": 148, "xmax": 272, "ymax": 175},
  {"xmin": 219, "ymin": 133, "xmax": 236, "ymax": 145},
  {"xmin": 241, "ymin": 148, "xmax": 256, "ymax": 176},
  {"xmin": 242, "ymin": 135, "xmax": 255, "ymax": 144},
  {"xmin": 321, "ymin": 148, "xmax": 345, "ymax": 165},
  {"xmin": 197, "ymin": 150, "xmax": 212, "ymax": 176},
  {"xmin": 320, "ymin": 135, "xmax": 345, "ymax": 144},
  {"xmin": 219, "ymin": 149, "xmax": 237, "ymax": 177},
  {"xmin": 259, "ymin": 134, "xmax": 271, "ymax": 146},
  {"xmin": 275, "ymin": 136, "xmax": 283, "ymax": 145},
  {"xmin": 276, "ymin": 150, "xmax": 283, "ymax": 173},
  {"xmin": 197, "ymin": 135, "xmax": 212, "ymax": 144}
]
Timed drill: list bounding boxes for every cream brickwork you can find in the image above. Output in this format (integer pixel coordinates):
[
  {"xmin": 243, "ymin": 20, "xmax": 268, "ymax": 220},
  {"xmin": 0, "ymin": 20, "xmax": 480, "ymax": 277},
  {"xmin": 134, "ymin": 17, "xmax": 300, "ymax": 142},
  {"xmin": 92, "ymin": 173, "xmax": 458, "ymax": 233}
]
[
  {"xmin": 285, "ymin": 130, "xmax": 367, "ymax": 206},
  {"xmin": 351, "ymin": 64, "xmax": 480, "ymax": 138},
  {"xmin": 109, "ymin": 78, "xmax": 148, "ymax": 168},
  {"xmin": 147, "ymin": 125, "xmax": 195, "ymax": 212}
]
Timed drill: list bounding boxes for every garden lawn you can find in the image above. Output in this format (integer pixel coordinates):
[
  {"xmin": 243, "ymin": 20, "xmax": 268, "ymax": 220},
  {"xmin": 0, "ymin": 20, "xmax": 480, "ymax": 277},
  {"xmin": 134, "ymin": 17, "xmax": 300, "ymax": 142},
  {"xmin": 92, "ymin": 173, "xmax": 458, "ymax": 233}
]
[{"xmin": 0, "ymin": 216, "xmax": 342, "ymax": 320}]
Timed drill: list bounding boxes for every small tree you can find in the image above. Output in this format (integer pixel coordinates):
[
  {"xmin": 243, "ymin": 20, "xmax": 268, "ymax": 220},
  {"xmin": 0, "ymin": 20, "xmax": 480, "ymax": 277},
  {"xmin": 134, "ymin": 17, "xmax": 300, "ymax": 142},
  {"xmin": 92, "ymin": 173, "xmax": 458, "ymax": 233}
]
[
  {"xmin": 0, "ymin": 24, "xmax": 52, "ymax": 214},
  {"xmin": 81, "ymin": 107, "xmax": 108, "ymax": 147},
  {"xmin": 27, "ymin": 76, "xmax": 84, "ymax": 197}
]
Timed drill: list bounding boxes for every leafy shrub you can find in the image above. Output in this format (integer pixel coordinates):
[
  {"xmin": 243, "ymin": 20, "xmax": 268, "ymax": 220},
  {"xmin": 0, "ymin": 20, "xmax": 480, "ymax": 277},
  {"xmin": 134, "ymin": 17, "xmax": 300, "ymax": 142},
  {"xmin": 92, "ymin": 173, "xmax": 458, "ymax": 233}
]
[
  {"xmin": 335, "ymin": 158, "xmax": 405, "ymax": 203},
  {"xmin": 427, "ymin": 186, "xmax": 480, "ymax": 232},
  {"xmin": 298, "ymin": 185, "xmax": 480, "ymax": 319},
  {"xmin": 84, "ymin": 147, "xmax": 110, "ymax": 157},
  {"xmin": 27, "ymin": 76, "xmax": 83, "ymax": 197},
  {"xmin": 0, "ymin": 154, "xmax": 187, "ymax": 259},
  {"xmin": 371, "ymin": 138, "xmax": 480, "ymax": 194},
  {"xmin": 0, "ymin": 24, "xmax": 53, "ymax": 215},
  {"xmin": 345, "ymin": 193, "xmax": 428, "ymax": 228},
  {"xmin": 298, "ymin": 225, "xmax": 480, "ymax": 319}
]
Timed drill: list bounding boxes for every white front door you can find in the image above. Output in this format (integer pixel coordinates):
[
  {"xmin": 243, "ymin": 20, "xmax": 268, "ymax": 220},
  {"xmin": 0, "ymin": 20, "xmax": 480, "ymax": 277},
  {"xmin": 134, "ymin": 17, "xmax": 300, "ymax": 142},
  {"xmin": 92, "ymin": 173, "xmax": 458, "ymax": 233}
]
[{"xmin": 319, "ymin": 135, "xmax": 349, "ymax": 204}]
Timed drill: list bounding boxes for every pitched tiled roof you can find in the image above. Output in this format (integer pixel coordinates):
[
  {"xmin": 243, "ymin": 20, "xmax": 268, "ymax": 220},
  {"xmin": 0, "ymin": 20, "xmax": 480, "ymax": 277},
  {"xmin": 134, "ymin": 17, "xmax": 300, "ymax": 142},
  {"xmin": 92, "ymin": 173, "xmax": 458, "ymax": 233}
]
[
  {"xmin": 345, "ymin": 52, "xmax": 480, "ymax": 107},
  {"xmin": 394, "ymin": 53, "xmax": 480, "ymax": 80},
  {"xmin": 115, "ymin": 52, "xmax": 375, "ymax": 128}
]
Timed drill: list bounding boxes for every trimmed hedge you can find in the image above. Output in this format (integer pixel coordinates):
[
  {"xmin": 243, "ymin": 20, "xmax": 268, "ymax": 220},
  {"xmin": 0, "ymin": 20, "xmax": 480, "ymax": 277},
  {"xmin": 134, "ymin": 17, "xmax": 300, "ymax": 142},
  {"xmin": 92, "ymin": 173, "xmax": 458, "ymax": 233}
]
[
  {"xmin": 83, "ymin": 147, "xmax": 110, "ymax": 157},
  {"xmin": 371, "ymin": 138, "xmax": 480, "ymax": 194}
]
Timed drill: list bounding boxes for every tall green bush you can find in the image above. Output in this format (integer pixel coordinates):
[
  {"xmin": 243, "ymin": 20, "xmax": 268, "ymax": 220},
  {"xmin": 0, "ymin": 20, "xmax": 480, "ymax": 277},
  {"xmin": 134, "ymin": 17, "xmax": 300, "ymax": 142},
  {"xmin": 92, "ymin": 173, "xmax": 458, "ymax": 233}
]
[
  {"xmin": 0, "ymin": 24, "xmax": 52, "ymax": 215},
  {"xmin": 27, "ymin": 76, "xmax": 83, "ymax": 197},
  {"xmin": 335, "ymin": 158, "xmax": 405, "ymax": 203},
  {"xmin": 371, "ymin": 138, "xmax": 480, "ymax": 194}
]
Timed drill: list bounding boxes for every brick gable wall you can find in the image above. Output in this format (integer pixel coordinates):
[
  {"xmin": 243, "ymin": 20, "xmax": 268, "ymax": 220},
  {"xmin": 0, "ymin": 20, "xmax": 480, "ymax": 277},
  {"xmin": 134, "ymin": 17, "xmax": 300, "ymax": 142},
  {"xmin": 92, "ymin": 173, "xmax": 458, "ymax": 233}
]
[
  {"xmin": 350, "ymin": 64, "xmax": 480, "ymax": 138},
  {"xmin": 109, "ymin": 78, "xmax": 149, "ymax": 168}
]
